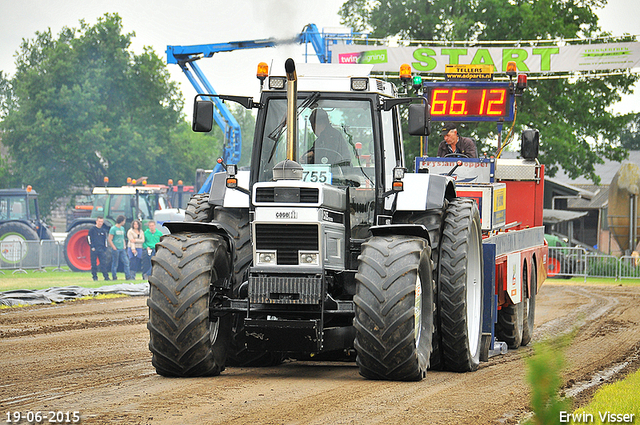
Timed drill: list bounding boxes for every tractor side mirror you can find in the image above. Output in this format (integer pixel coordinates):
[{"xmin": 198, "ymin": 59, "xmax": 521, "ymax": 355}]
[
  {"xmin": 192, "ymin": 100, "xmax": 214, "ymax": 132},
  {"xmin": 521, "ymin": 129, "xmax": 540, "ymax": 160},
  {"xmin": 408, "ymin": 104, "xmax": 430, "ymax": 136}
]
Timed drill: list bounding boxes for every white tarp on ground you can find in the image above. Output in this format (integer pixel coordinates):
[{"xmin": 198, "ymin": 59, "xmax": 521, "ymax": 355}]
[{"xmin": 0, "ymin": 283, "xmax": 149, "ymax": 306}]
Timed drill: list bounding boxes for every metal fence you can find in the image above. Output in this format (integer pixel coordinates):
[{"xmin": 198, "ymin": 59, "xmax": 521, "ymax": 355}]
[
  {"xmin": 0, "ymin": 240, "xmax": 68, "ymax": 274},
  {"xmin": 547, "ymin": 246, "xmax": 587, "ymax": 279},
  {"xmin": 619, "ymin": 255, "xmax": 640, "ymax": 279},
  {"xmin": 1, "ymin": 240, "xmax": 638, "ymax": 279},
  {"xmin": 548, "ymin": 246, "xmax": 640, "ymax": 280}
]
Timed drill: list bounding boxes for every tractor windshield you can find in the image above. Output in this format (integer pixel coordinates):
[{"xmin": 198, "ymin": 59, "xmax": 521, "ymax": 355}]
[
  {"xmin": 257, "ymin": 98, "xmax": 375, "ymax": 189},
  {"xmin": 0, "ymin": 195, "xmax": 28, "ymax": 221},
  {"xmin": 91, "ymin": 194, "xmax": 152, "ymax": 221}
]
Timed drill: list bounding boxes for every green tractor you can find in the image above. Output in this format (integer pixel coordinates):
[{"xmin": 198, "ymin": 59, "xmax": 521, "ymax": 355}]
[{"xmin": 0, "ymin": 187, "xmax": 53, "ymax": 266}]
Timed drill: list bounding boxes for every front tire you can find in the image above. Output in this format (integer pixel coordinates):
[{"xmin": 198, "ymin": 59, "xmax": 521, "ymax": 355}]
[
  {"xmin": 213, "ymin": 207, "xmax": 283, "ymax": 367},
  {"xmin": 438, "ymin": 198, "xmax": 484, "ymax": 372},
  {"xmin": 354, "ymin": 235, "xmax": 434, "ymax": 381},
  {"xmin": 184, "ymin": 195, "xmax": 280, "ymax": 367},
  {"xmin": 147, "ymin": 232, "xmax": 232, "ymax": 377}
]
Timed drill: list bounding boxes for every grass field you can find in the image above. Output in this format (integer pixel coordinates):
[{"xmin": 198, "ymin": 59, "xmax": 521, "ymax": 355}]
[
  {"xmin": 2, "ymin": 269, "xmax": 639, "ymax": 293},
  {"xmin": 547, "ymin": 276, "xmax": 640, "ymax": 286},
  {"xmin": 0, "ymin": 267, "xmax": 139, "ymax": 292},
  {"xmin": 570, "ymin": 369, "xmax": 640, "ymax": 424}
]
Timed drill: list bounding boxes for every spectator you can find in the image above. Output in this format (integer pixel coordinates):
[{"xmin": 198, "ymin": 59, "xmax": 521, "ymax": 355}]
[
  {"xmin": 88, "ymin": 216, "xmax": 110, "ymax": 281},
  {"xmin": 127, "ymin": 219, "xmax": 145, "ymax": 279},
  {"xmin": 437, "ymin": 122, "xmax": 477, "ymax": 158},
  {"xmin": 142, "ymin": 221, "xmax": 162, "ymax": 280},
  {"xmin": 108, "ymin": 215, "xmax": 132, "ymax": 280}
]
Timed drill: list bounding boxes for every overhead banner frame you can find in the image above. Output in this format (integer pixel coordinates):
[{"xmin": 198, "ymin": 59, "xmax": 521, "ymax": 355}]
[{"xmin": 329, "ymin": 42, "xmax": 640, "ymax": 74}]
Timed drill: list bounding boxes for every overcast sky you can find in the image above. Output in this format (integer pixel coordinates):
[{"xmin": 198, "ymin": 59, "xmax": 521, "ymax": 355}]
[{"xmin": 1, "ymin": 0, "xmax": 639, "ymax": 114}]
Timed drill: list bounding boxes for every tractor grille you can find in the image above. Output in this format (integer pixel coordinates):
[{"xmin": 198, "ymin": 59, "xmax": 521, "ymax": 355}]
[
  {"xmin": 249, "ymin": 275, "xmax": 323, "ymax": 304},
  {"xmin": 255, "ymin": 187, "xmax": 319, "ymax": 203},
  {"xmin": 255, "ymin": 223, "xmax": 319, "ymax": 265}
]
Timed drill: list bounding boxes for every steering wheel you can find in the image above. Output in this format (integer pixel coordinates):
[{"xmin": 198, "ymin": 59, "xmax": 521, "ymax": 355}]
[
  {"xmin": 444, "ymin": 153, "xmax": 470, "ymax": 158},
  {"xmin": 313, "ymin": 147, "xmax": 346, "ymax": 165}
]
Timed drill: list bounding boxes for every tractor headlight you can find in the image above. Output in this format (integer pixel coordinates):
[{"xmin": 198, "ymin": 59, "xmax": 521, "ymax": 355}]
[
  {"xmin": 299, "ymin": 251, "xmax": 319, "ymax": 266},
  {"xmin": 257, "ymin": 250, "xmax": 277, "ymax": 265}
]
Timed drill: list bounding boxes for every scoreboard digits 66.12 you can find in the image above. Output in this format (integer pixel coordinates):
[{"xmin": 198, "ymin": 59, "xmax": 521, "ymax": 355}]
[{"xmin": 425, "ymin": 82, "xmax": 515, "ymax": 122}]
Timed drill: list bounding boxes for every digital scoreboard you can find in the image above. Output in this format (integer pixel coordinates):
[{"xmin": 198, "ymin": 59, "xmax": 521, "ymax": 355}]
[{"xmin": 425, "ymin": 82, "xmax": 515, "ymax": 122}]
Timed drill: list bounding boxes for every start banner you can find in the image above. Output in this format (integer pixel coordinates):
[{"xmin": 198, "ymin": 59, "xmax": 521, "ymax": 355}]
[{"xmin": 329, "ymin": 42, "xmax": 640, "ymax": 73}]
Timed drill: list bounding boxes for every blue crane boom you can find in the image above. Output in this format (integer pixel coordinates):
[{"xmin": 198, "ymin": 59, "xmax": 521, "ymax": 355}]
[{"xmin": 167, "ymin": 24, "xmax": 354, "ymax": 193}]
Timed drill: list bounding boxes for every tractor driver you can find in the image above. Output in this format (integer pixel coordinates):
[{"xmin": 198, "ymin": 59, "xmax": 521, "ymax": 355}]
[
  {"xmin": 437, "ymin": 122, "xmax": 477, "ymax": 158},
  {"xmin": 301, "ymin": 109, "xmax": 351, "ymax": 166}
]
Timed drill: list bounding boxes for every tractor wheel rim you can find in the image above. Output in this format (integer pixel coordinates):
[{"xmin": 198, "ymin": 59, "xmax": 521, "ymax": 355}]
[
  {"xmin": 415, "ymin": 274, "xmax": 422, "ymax": 348},
  {"xmin": 466, "ymin": 223, "xmax": 482, "ymax": 356}
]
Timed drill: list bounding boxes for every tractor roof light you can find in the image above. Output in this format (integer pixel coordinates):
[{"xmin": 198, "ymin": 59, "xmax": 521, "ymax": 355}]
[
  {"xmin": 517, "ymin": 73, "xmax": 528, "ymax": 90},
  {"xmin": 269, "ymin": 76, "xmax": 286, "ymax": 90},
  {"xmin": 412, "ymin": 75, "xmax": 423, "ymax": 93},
  {"xmin": 26, "ymin": 185, "xmax": 32, "ymax": 193},
  {"xmin": 257, "ymin": 62, "xmax": 269, "ymax": 81},
  {"xmin": 351, "ymin": 78, "xmax": 368, "ymax": 91},
  {"xmin": 399, "ymin": 63, "xmax": 413, "ymax": 84},
  {"xmin": 506, "ymin": 61, "xmax": 517, "ymax": 78}
]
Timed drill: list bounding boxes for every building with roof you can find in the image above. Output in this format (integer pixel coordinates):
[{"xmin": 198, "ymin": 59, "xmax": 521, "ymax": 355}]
[{"xmin": 543, "ymin": 150, "xmax": 640, "ymax": 255}]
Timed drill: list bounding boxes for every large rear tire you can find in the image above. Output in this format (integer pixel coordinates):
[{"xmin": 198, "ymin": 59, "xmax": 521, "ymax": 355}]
[
  {"xmin": 184, "ymin": 193, "xmax": 213, "ymax": 222},
  {"xmin": 64, "ymin": 224, "xmax": 93, "ymax": 272},
  {"xmin": 547, "ymin": 255, "xmax": 561, "ymax": 278},
  {"xmin": 0, "ymin": 222, "xmax": 39, "ymax": 266},
  {"xmin": 438, "ymin": 198, "xmax": 484, "ymax": 372},
  {"xmin": 147, "ymin": 232, "xmax": 232, "ymax": 377},
  {"xmin": 521, "ymin": 263, "xmax": 537, "ymax": 346},
  {"xmin": 354, "ymin": 235, "xmax": 434, "ymax": 381}
]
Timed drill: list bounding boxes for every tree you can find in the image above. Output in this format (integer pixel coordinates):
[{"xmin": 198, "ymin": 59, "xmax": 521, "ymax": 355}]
[
  {"xmin": 620, "ymin": 112, "xmax": 640, "ymax": 150},
  {"xmin": 339, "ymin": 0, "xmax": 639, "ymax": 183},
  {"xmin": 0, "ymin": 14, "xmax": 223, "ymax": 216}
]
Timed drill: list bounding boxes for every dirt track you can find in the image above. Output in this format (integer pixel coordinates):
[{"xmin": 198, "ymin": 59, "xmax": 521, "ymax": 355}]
[{"xmin": 1, "ymin": 283, "xmax": 640, "ymax": 425}]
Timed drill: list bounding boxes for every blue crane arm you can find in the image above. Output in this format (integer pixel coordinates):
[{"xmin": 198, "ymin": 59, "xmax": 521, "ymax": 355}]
[
  {"xmin": 167, "ymin": 39, "xmax": 279, "ymax": 64},
  {"xmin": 298, "ymin": 24, "xmax": 329, "ymax": 63},
  {"xmin": 167, "ymin": 24, "xmax": 351, "ymax": 193}
]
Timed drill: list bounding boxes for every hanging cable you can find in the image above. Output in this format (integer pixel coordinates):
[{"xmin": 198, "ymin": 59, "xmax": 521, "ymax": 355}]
[{"xmin": 496, "ymin": 100, "xmax": 518, "ymax": 159}]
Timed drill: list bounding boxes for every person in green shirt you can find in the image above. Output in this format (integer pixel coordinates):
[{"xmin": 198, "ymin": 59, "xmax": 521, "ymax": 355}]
[
  {"xmin": 108, "ymin": 215, "xmax": 132, "ymax": 280},
  {"xmin": 142, "ymin": 220, "xmax": 163, "ymax": 280}
]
